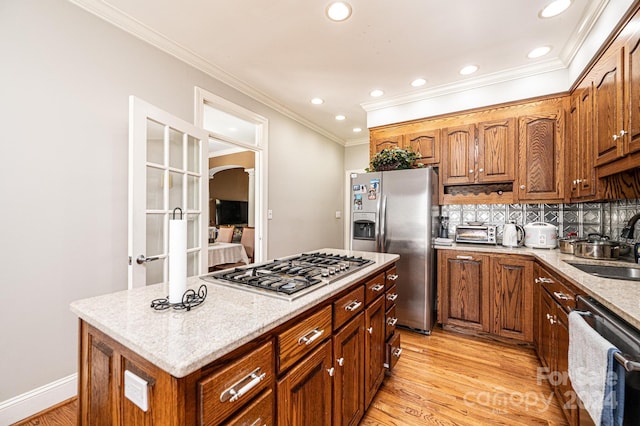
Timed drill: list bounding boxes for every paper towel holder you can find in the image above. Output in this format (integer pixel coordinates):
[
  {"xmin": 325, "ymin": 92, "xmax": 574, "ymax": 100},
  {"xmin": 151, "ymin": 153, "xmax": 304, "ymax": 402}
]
[{"xmin": 172, "ymin": 207, "xmax": 183, "ymax": 220}]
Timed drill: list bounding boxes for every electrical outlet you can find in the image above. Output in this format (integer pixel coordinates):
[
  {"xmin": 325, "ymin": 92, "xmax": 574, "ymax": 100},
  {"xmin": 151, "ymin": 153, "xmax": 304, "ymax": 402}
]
[
  {"xmin": 268, "ymin": 209, "xmax": 273, "ymax": 220},
  {"xmin": 335, "ymin": 211, "xmax": 341, "ymax": 219},
  {"xmin": 124, "ymin": 370, "xmax": 149, "ymax": 412}
]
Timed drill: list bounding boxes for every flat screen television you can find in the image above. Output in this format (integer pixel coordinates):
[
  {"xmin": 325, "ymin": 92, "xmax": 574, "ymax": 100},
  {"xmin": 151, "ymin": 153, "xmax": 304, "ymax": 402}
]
[{"xmin": 215, "ymin": 199, "xmax": 249, "ymax": 225}]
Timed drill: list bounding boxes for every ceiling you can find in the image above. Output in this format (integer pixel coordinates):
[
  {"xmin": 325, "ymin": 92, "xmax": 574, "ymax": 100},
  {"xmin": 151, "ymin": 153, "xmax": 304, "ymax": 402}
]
[{"xmin": 73, "ymin": 0, "xmax": 608, "ymax": 144}]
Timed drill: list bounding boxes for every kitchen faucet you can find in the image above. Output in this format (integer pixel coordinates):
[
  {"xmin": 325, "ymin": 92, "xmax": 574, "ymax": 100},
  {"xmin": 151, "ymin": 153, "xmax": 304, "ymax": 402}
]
[{"xmin": 620, "ymin": 212, "xmax": 640, "ymax": 239}]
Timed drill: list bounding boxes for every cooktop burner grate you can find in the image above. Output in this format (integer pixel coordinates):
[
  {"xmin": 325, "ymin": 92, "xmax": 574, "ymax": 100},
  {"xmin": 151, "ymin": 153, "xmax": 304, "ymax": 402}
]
[{"xmin": 200, "ymin": 252, "xmax": 373, "ymax": 300}]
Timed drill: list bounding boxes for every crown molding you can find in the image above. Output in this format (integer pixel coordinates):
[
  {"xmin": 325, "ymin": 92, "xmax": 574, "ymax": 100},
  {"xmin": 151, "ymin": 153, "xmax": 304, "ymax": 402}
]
[
  {"xmin": 344, "ymin": 137, "xmax": 370, "ymax": 147},
  {"xmin": 558, "ymin": 0, "xmax": 610, "ymax": 66},
  {"xmin": 67, "ymin": 0, "xmax": 345, "ymax": 146}
]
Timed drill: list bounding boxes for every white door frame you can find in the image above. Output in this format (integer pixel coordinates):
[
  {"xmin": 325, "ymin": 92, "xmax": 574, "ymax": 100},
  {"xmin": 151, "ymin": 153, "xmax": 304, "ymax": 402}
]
[{"xmin": 194, "ymin": 87, "xmax": 268, "ymax": 262}]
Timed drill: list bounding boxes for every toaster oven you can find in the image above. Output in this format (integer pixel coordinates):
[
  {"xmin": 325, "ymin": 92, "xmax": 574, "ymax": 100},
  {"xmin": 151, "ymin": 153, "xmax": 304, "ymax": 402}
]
[{"xmin": 454, "ymin": 224, "xmax": 497, "ymax": 245}]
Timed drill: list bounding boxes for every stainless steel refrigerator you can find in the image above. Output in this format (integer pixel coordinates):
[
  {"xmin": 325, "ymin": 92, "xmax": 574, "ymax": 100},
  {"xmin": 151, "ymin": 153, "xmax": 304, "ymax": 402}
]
[{"xmin": 350, "ymin": 167, "xmax": 439, "ymax": 334}]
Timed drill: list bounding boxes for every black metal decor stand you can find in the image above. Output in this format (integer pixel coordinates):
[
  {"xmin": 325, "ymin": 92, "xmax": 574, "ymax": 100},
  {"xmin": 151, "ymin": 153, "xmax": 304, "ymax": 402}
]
[{"xmin": 150, "ymin": 285, "xmax": 208, "ymax": 312}]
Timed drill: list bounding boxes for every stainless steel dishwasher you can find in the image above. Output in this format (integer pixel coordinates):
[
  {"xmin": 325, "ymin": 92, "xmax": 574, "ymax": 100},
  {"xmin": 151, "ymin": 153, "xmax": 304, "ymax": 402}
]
[{"xmin": 576, "ymin": 296, "xmax": 640, "ymax": 425}]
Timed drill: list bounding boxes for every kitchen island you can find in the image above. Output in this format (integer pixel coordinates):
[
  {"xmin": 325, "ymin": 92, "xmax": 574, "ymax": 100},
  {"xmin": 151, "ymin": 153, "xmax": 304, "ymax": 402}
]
[{"xmin": 71, "ymin": 249, "xmax": 399, "ymax": 425}]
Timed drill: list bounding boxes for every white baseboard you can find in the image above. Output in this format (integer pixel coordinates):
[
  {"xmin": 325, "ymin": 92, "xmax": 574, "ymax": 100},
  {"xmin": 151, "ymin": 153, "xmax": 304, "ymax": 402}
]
[{"xmin": 0, "ymin": 374, "xmax": 77, "ymax": 425}]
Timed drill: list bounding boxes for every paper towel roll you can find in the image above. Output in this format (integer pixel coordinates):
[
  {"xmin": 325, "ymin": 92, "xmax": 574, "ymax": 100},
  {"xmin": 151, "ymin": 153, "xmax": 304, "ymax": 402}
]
[{"xmin": 169, "ymin": 218, "xmax": 187, "ymax": 304}]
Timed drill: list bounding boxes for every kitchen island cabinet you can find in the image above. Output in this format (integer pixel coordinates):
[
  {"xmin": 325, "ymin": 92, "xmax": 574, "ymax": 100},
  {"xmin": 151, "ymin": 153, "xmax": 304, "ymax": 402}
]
[{"xmin": 71, "ymin": 249, "xmax": 399, "ymax": 425}]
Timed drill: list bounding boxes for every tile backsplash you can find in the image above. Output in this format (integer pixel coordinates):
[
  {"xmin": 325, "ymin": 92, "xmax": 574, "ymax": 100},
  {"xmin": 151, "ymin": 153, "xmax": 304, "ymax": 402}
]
[{"xmin": 441, "ymin": 199, "xmax": 640, "ymax": 243}]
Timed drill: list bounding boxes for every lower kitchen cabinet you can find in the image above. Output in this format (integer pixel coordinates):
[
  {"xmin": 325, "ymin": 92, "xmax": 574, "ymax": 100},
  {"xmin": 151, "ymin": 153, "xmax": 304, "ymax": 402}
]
[
  {"xmin": 333, "ymin": 313, "xmax": 365, "ymax": 426},
  {"xmin": 364, "ymin": 295, "xmax": 386, "ymax": 409},
  {"xmin": 437, "ymin": 251, "xmax": 490, "ymax": 332},
  {"xmin": 438, "ymin": 251, "xmax": 534, "ymax": 343},
  {"xmin": 277, "ymin": 340, "xmax": 333, "ymax": 426},
  {"xmin": 534, "ymin": 263, "xmax": 580, "ymax": 426},
  {"xmin": 491, "ymin": 256, "xmax": 534, "ymax": 342}
]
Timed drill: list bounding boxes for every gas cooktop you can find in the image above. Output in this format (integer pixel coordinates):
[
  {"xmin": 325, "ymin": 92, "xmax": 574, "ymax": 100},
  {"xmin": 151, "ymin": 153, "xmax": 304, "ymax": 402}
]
[{"xmin": 200, "ymin": 252, "xmax": 373, "ymax": 301}]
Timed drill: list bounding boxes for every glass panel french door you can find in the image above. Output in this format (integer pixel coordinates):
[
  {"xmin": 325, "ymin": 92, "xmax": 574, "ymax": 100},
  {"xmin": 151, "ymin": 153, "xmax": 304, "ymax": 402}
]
[{"xmin": 129, "ymin": 96, "xmax": 209, "ymax": 288}]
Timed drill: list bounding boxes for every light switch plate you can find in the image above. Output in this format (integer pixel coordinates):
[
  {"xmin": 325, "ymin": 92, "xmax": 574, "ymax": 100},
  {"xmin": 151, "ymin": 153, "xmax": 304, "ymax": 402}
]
[
  {"xmin": 335, "ymin": 210, "xmax": 341, "ymax": 219},
  {"xmin": 124, "ymin": 370, "xmax": 149, "ymax": 412}
]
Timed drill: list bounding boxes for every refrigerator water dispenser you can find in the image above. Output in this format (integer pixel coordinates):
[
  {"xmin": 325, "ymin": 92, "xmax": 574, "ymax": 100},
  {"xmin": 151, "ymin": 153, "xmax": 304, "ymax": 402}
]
[{"xmin": 353, "ymin": 212, "xmax": 376, "ymax": 240}]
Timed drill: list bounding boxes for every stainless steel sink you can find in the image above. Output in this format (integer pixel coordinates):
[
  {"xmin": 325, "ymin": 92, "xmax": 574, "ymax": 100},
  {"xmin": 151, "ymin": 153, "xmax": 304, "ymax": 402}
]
[{"xmin": 565, "ymin": 262, "xmax": 640, "ymax": 281}]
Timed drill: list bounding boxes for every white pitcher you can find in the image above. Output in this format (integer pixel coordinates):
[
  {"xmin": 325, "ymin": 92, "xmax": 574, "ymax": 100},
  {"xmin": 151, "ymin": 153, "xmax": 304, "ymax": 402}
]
[{"xmin": 503, "ymin": 222, "xmax": 524, "ymax": 247}]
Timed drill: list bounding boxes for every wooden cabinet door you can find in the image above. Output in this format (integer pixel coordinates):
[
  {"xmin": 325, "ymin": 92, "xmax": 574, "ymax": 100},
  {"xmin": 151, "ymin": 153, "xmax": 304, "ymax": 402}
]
[
  {"xmin": 332, "ymin": 314, "xmax": 365, "ymax": 426},
  {"xmin": 625, "ymin": 28, "xmax": 640, "ymax": 156},
  {"xmin": 437, "ymin": 251, "xmax": 490, "ymax": 332},
  {"xmin": 364, "ymin": 296, "xmax": 386, "ymax": 409},
  {"xmin": 477, "ymin": 118, "xmax": 516, "ymax": 183},
  {"xmin": 517, "ymin": 110, "xmax": 564, "ymax": 201},
  {"xmin": 578, "ymin": 86, "xmax": 595, "ymax": 197},
  {"xmin": 403, "ymin": 129, "xmax": 440, "ymax": 165},
  {"xmin": 568, "ymin": 94, "xmax": 580, "ymax": 198},
  {"xmin": 277, "ymin": 340, "xmax": 333, "ymax": 426},
  {"xmin": 593, "ymin": 48, "xmax": 624, "ymax": 166},
  {"xmin": 370, "ymin": 134, "xmax": 402, "ymax": 157},
  {"xmin": 537, "ymin": 287, "xmax": 555, "ymax": 373},
  {"xmin": 442, "ymin": 124, "xmax": 476, "ymax": 184},
  {"xmin": 491, "ymin": 256, "xmax": 533, "ymax": 342}
]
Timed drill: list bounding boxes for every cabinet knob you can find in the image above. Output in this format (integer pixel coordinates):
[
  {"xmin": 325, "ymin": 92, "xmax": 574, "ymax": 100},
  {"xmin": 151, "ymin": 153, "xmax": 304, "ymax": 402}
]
[
  {"xmin": 620, "ymin": 129, "xmax": 628, "ymax": 137},
  {"xmin": 469, "ymin": 169, "xmax": 474, "ymax": 174},
  {"xmin": 478, "ymin": 168, "xmax": 484, "ymax": 173},
  {"xmin": 367, "ymin": 327, "xmax": 373, "ymax": 334},
  {"xmin": 613, "ymin": 134, "xmax": 619, "ymax": 141},
  {"xmin": 520, "ymin": 185, "xmax": 526, "ymax": 190},
  {"xmin": 337, "ymin": 357, "xmax": 344, "ymax": 366},
  {"xmin": 327, "ymin": 367, "xmax": 335, "ymax": 377}
]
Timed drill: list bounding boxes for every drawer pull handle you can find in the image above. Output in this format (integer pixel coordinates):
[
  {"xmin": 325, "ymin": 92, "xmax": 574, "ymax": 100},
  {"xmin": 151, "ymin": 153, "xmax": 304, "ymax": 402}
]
[
  {"xmin": 249, "ymin": 418, "xmax": 264, "ymax": 426},
  {"xmin": 345, "ymin": 300, "xmax": 362, "ymax": 311},
  {"xmin": 456, "ymin": 255, "xmax": 473, "ymax": 260},
  {"xmin": 337, "ymin": 357, "xmax": 344, "ymax": 366},
  {"xmin": 387, "ymin": 317, "xmax": 398, "ymax": 326},
  {"xmin": 535, "ymin": 277, "xmax": 553, "ymax": 284},
  {"xmin": 392, "ymin": 347, "xmax": 403, "ymax": 358},
  {"xmin": 220, "ymin": 368, "xmax": 266, "ymax": 403},
  {"xmin": 387, "ymin": 293, "xmax": 398, "ymax": 302},
  {"xmin": 298, "ymin": 328, "xmax": 324, "ymax": 346},
  {"xmin": 327, "ymin": 367, "xmax": 335, "ymax": 377},
  {"xmin": 553, "ymin": 291, "xmax": 571, "ymax": 301},
  {"xmin": 387, "ymin": 274, "xmax": 399, "ymax": 281},
  {"xmin": 371, "ymin": 284, "xmax": 384, "ymax": 292}
]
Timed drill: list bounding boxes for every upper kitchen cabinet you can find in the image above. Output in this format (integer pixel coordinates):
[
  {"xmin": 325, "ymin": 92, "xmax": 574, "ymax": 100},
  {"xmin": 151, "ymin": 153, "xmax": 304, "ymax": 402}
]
[
  {"xmin": 517, "ymin": 109, "xmax": 565, "ymax": 202},
  {"xmin": 568, "ymin": 86, "xmax": 596, "ymax": 200},
  {"xmin": 441, "ymin": 119, "xmax": 515, "ymax": 186},
  {"xmin": 369, "ymin": 122, "xmax": 440, "ymax": 166},
  {"xmin": 591, "ymin": 8, "xmax": 640, "ymax": 177}
]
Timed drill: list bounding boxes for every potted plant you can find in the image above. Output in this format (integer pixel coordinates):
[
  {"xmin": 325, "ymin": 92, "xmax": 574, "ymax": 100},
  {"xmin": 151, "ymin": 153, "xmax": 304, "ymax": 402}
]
[{"xmin": 366, "ymin": 147, "xmax": 423, "ymax": 172}]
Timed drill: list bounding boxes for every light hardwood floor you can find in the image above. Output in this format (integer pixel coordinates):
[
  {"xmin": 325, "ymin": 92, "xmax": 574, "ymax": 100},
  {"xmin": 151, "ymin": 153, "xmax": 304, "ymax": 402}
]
[{"xmin": 13, "ymin": 328, "xmax": 567, "ymax": 425}]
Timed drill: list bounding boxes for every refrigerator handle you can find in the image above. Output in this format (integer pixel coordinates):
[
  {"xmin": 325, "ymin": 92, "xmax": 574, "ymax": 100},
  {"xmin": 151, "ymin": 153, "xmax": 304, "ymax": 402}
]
[{"xmin": 380, "ymin": 195, "xmax": 387, "ymax": 252}]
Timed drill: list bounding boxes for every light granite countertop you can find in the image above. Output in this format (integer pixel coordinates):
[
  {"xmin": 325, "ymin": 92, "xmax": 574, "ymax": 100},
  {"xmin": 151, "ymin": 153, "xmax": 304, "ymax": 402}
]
[
  {"xmin": 70, "ymin": 249, "xmax": 399, "ymax": 378},
  {"xmin": 435, "ymin": 243, "xmax": 640, "ymax": 330}
]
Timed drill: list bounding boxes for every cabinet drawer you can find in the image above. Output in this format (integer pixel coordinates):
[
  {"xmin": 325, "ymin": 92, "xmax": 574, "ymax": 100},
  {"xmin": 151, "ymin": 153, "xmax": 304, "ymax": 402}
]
[
  {"xmin": 198, "ymin": 341, "xmax": 273, "ymax": 426},
  {"xmin": 385, "ymin": 266, "xmax": 398, "ymax": 290},
  {"xmin": 535, "ymin": 270, "xmax": 576, "ymax": 312},
  {"xmin": 365, "ymin": 273, "xmax": 386, "ymax": 305},
  {"xmin": 334, "ymin": 285, "xmax": 365, "ymax": 330},
  {"xmin": 221, "ymin": 389, "xmax": 273, "ymax": 426},
  {"xmin": 385, "ymin": 304, "xmax": 397, "ymax": 341},
  {"xmin": 385, "ymin": 284, "xmax": 398, "ymax": 311},
  {"xmin": 384, "ymin": 331, "xmax": 401, "ymax": 371},
  {"xmin": 278, "ymin": 305, "xmax": 332, "ymax": 373}
]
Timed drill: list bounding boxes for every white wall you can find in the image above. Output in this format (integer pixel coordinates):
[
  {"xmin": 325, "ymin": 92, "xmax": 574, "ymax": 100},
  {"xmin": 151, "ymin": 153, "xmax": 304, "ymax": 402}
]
[{"xmin": 0, "ymin": 0, "xmax": 343, "ymax": 416}]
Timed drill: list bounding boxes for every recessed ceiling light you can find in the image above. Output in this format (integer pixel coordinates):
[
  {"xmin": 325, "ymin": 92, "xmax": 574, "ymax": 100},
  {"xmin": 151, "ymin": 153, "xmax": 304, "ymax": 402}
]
[
  {"xmin": 326, "ymin": 2, "xmax": 352, "ymax": 22},
  {"xmin": 336, "ymin": 115, "xmax": 346, "ymax": 121},
  {"xmin": 311, "ymin": 97, "xmax": 324, "ymax": 105},
  {"xmin": 370, "ymin": 89, "xmax": 384, "ymax": 97},
  {"xmin": 411, "ymin": 78, "xmax": 427, "ymax": 87},
  {"xmin": 353, "ymin": 127, "xmax": 362, "ymax": 133},
  {"xmin": 528, "ymin": 46, "xmax": 552, "ymax": 59},
  {"xmin": 540, "ymin": 0, "xmax": 571, "ymax": 18},
  {"xmin": 459, "ymin": 65, "xmax": 478, "ymax": 75}
]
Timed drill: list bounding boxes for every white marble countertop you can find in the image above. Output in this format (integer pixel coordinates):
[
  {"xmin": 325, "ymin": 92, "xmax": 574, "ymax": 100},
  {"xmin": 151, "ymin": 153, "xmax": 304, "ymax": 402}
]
[
  {"xmin": 435, "ymin": 243, "xmax": 640, "ymax": 329},
  {"xmin": 70, "ymin": 249, "xmax": 399, "ymax": 378}
]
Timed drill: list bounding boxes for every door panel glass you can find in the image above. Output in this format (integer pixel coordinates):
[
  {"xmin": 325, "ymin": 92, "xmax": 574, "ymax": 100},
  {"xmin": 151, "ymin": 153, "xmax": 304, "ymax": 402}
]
[
  {"xmin": 146, "ymin": 167, "xmax": 164, "ymax": 210},
  {"xmin": 146, "ymin": 213, "xmax": 165, "ymax": 257},
  {"xmin": 187, "ymin": 214, "xmax": 199, "ymax": 249},
  {"xmin": 146, "ymin": 258, "xmax": 164, "ymax": 286},
  {"xmin": 146, "ymin": 119, "xmax": 165, "ymax": 165},
  {"xmin": 187, "ymin": 251, "xmax": 199, "ymax": 277},
  {"xmin": 169, "ymin": 128, "xmax": 184, "ymax": 169},
  {"xmin": 187, "ymin": 135, "xmax": 200, "ymax": 173},
  {"xmin": 168, "ymin": 171, "xmax": 183, "ymax": 210},
  {"xmin": 187, "ymin": 175, "xmax": 199, "ymax": 210}
]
